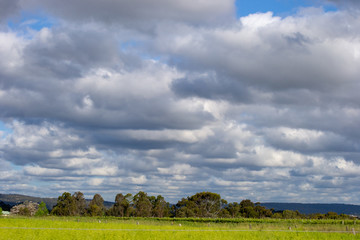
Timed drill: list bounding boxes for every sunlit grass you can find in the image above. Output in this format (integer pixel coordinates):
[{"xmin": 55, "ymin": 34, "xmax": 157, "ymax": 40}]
[{"xmin": 0, "ymin": 216, "xmax": 358, "ymax": 239}]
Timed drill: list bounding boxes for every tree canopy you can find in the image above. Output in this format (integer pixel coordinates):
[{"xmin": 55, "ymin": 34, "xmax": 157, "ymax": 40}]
[{"xmin": 47, "ymin": 191, "xmax": 356, "ymax": 220}]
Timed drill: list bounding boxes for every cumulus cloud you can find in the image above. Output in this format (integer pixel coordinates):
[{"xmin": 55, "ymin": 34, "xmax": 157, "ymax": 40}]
[{"xmin": 0, "ymin": 1, "xmax": 360, "ymax": 204}]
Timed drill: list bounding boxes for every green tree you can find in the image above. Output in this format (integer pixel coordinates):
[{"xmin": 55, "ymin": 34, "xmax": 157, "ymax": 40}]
[
  {"xmin": 152, "ymin": 195, "xmax": 170, "ymax": 218},
  {"xmin": 282, "ymin": 210, "xmax": 300, "ymax": 219},
  {"xmin": 35, "ymin": 201, "xmax": 49, "ymax": 216},
  {"xmin": 240, "ymin": 199, "xmax": 254, "ymax": 209},
  {"xmin": 0, "ymin": 207, "xmax": 2, "ymax": 215},
  {"xmin": 226, "ymin": 202, "xmax": 241, "ymax": 218},
  {"xmin": 88, "ymin": 194, "xmax": 105, "ymax": 216},
  {"xmin": 239, "ymin": 199, "xmax": 258, "ymax": 218},
  {"xmin": 254, "ymin": 205, "xmax": 273, "ymax": 218},
  {"xmin": 133, "ymin": 191, "xmax": 152, "ymax": 217},
  {"xmin": 325, "ymin": 211, "xmax": 339, "ymax": 219},
  {"xmin": 18, "ymin": 207, "xmax": 31, "ymax": 216},
  {"xmin": 189, "ymin": 192, "xmax": 222, "ymax": 217},
  {"xmin": 51, "ymin": 192, "xmax": 76, "ymax": 216},
  {"xmin": 109, "ymin": 193, "xmax": 133, "ymax": 217},
  {"xmin": 73, "ymin": 191, "xmax": 87, "ymax": 216},
  {"xmin": 175, "ymin": 198, "xmax": 196, "ymax": 218},
  {"xmin": 175, "ymin": 192, "xmax": 223, "ymax": 218}
]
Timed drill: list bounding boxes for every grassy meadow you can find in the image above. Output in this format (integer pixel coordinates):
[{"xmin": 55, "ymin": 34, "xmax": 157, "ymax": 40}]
[{"xmin": 0, "ymin": 216, "xmax": 359, "ymax": 239}]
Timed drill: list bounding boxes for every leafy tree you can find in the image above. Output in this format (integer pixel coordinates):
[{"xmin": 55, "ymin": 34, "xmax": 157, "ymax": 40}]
[
  {"xmin": 88, "ymin": 194, "xmax": 105, "ymax": 216},
  {"xmin": 133, "ymin": 191, "xmax": 152, "ymax": 217},
  {"xmin": 239, "ymin": 199, "xmax": 258, "ymax": 218},
  {"xmin": 226, "ymin": 202, "xmax": 241, "ymax": 218},
  {"xmin": 0, "ymin": 207, "xmax": 2, "ymax": 215},
  {"xmin": 189, "ymin": 192, "xmax": 222, "ymax": 217},
  {"xmin": 174, "ymin": 198, "xmax": 195, "ymax": 218},
  {"xmin": 325, "ymin": 211, "xmax": 339, "ymax": 219},
  {"xmin": 218, "ymin": 208, "xmax": 231, "ymax": 218},
  {"xmin": 152, "ymin": 195, "xmax": 170, "ymax": 218},
  {"xmin": 18, "ymin": 207, "xmax": 31, "ymax": 216},
  {"xmin": 109, "ymin": 193, "xmax": 133, "ymax": 217},
  {"xmin": 254, "ymin": 205, "xmax": 273, "ymax": 218},
  {"xmin": 51, "ymin": 192, "xmax": 76, "ymax": 216},
  {"xmin": 282, "ymin": 210, "xmax": 300, "ymax": 219},
  {"xmin": 73, "ymin": 192, "xmax": 87, "ymax": 216},
  {"xmin": 240, "ymin": 199, "xmax": 254, "ymax": 209},
  {"xmin": 309, "ymin": 213, "xmax": 325, "ymax": 219},
  {"xmin": 175, "ymin": 192, "xmax": 223, "ymax": 218},
  {"xmin": 35, "ymin": 201, "xmax": 49, "ymax": 216},
  {"xmin": 272, "ymin": 212, "xmax": 283, "ymax": 218}
]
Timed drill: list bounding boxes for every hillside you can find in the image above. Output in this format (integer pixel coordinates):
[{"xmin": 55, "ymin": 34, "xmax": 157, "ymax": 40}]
[
  {"xmin": 0, "ymin": 194, "xmax": 113, "ymax": 211},
  {"xmin": 0, "ymin": 194, "xmax": 58, "ymax": 211},
  {"xmin": 261, "ymin": 202, "xmax": 360, "ymax": 216}
]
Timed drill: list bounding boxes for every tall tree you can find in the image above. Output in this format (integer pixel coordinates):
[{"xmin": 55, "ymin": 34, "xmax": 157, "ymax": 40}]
[
  {"xmin": 152, "ymin": 195, "xmax": 170, "ymax": 218},
  {"xmin": 189, "ymin": 192, "xmax": 222, "ymax": 218},
  {"xmin": 51, "ymin": 192, "xmax": 76, "ymax": 216},
  {"xmin": 175, "ymin": 198, "xmax": 196, "ymax": 218},
  {"xmin": 88, "ymin": 193, "xmax": 105, "ymax": 216},
  {"xmin": 109, "ymin": 193, "xmax": 132, "ymax": 217},
  {"xmin": 133, "ymin": 191, "xmax": 152, "ymax": 217},
  {"xmin": 72, "ymin": 191, "xmax": 87, "ymax": 216},
  {"xmin": 175, "ymin": 192, "xmax": 223, "ymax": 218},
  {"xmin": 226, "ymin": 202, "xmax": 241, "ymax": 218}
]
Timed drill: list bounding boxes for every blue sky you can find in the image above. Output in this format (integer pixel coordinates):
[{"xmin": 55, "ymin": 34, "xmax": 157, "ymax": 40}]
[
  {"xmin": 7, "ymin": 11, "xmax": 55, "ymax": 31},
  {"xmin": 1, "ymin": 0, "xmax": 360, "ymax": 204},
  {"xmin": 0, "ymin": 121, "xmax": 11, "ymax": 137},
  {"xmin": 236, "ymin": 0, "xmax": 337, "ymax": 16}
]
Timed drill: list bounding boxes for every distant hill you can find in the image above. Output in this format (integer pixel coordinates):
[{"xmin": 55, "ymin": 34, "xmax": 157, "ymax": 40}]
[
  {"xmin": 261, "ymin": 202, "xmax": 360, "ymax": 216},
  {"xmin": 0, "ymin": 194, "xmax": 58, "ymax": 211},
  {"xmin": 0, "ymin": 194, "xmax": 114, "ymax": 211}
]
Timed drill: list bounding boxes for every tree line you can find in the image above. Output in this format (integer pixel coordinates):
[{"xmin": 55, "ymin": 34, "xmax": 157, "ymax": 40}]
[{"xmin": 42, "ymin": 191, "xmax": 356, "ymax": 220}]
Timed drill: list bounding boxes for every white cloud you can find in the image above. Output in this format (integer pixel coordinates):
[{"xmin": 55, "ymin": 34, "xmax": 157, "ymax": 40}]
[
  {"xmin": 130, "ymin": 175, "xmax": 147, "ymax": 185},
  {"xmin": 0, "ymin": 1, "xmax": 360, "ymax": 204},
  {"xmin": 24, "ymin": 165, "xmax": 64, "ymax": 176}
]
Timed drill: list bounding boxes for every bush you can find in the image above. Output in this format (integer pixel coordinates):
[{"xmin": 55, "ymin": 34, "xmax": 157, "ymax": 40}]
[{"xmin": 35, "ymin": 202, "xmax": 49, "ymax": 216}]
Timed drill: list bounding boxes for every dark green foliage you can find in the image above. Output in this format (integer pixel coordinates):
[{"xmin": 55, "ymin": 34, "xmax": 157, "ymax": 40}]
[
  {"xmin": 39, "ymin": 191, "xmax": 360, "ymax": 220},
  {"xmin": 35, "ymin": 201, "xmax": 49, "ymax": 216},
  {"xmin": 108, "ymin": 193, "xmax": 132, "ymax": 217},
  {"xmin": 175, "ymin": 192, "xmax": 222, "ymax": 218},
  {"xmin": 282, "ymin": 210, "xmax": 298, "ymax": 219},
  {"xmin": 51, "ymin": 192, "xmax": 76, "ymax": 216},
  {"xmin": 0, "ymin": 201, "xmax": 11, "ymax": 211},
  {"xmin": 73, "ymin": 192, "xmax": 87, "ymax": 216},
  {"xmin": 18, "ymin": 206, "xmax": 31, "ymax": 216},
  {"xmin": 88, "ymin": 194, "xmax": 105, "ymax": 216},
  {"xmin": 133, "ymin": 191, "xmax": 152, "ymax": 217},
  {"xmin": 0, "ymin": 207, "xmax": 2, "ymax": 215},
  {"xmin": 152, "ymin": 195, "xmax": 170, "ymax": 217},
  {"xmin": 226, "ymin": 202, "xmax": 241, "ymax": 218}
]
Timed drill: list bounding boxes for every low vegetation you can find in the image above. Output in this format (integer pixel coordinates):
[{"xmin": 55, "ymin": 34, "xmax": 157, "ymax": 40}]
[{"xmin": 0, "ymin": 216, "xmax": 358, "ymax": 240}]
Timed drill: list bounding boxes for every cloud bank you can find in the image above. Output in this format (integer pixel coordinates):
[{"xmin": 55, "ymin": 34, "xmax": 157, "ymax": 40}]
[{"xmin": 0, "ymin": 0, "xmax": 360, "ymax": 203}]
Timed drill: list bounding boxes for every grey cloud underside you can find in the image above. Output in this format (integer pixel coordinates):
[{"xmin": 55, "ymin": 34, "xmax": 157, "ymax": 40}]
[
  {"xmin": 0, "ymin": 0, "xmax": 20, "ymax": 22},
  {"xmin": 25, "ymin": 0, "xmax": 235, "ymax": 29},
  {"xmin": 1, "ymin": 2, "xmax": 360, "ymax": 204},
  {"xmin": 326, "ymin": 0, "xmax": 360, "ymax": 8}
]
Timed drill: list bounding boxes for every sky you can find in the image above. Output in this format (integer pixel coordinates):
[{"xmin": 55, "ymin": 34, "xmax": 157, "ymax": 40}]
[{"xmin": 0, "ymin": 0, "xmax": 360, "ymax": 204}]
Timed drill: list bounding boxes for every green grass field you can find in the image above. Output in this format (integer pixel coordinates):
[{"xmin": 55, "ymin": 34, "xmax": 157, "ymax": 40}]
[{"xmin": 0, "ymin": 216, "xmax": 359, "ymax": 239}]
